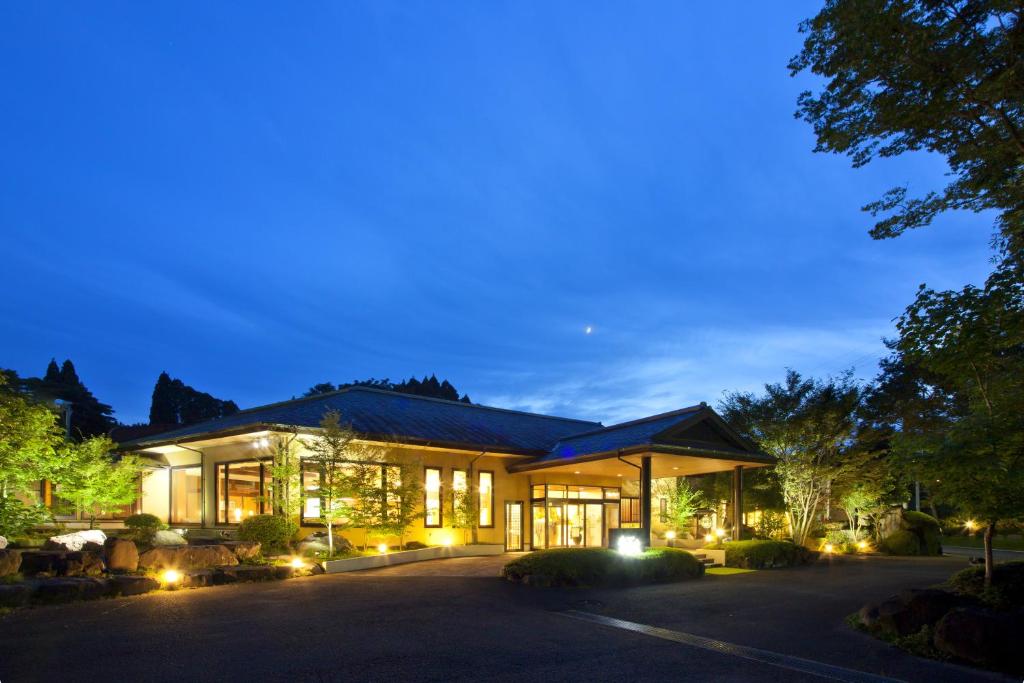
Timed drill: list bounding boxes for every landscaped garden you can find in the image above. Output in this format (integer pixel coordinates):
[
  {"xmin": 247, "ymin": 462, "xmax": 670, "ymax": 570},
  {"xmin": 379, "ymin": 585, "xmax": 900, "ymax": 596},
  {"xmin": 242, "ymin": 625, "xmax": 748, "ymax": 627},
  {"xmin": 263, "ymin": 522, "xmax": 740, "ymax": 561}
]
[{"xmin": 502, "ymin": 547, "xmax": 705, "ymax": 587}]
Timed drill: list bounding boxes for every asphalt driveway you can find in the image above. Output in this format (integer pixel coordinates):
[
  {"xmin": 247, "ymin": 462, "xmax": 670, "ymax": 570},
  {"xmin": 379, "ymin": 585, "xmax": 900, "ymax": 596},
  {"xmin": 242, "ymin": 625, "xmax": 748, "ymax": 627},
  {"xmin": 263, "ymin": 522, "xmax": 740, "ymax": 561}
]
[
  {"xmin": 353, "ymin": 553, "xmax": 521, "ymax": 576},
  {"xmin": 0, "ymin": 554, "xmax": 1009, "ymax": 682}
]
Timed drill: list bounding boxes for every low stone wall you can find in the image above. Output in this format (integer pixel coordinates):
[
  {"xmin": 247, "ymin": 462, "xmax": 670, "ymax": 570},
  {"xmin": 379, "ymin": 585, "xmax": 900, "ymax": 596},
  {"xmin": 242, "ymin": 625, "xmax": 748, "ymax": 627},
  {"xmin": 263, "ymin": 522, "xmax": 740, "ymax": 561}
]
[{"xmin": 324, "ymin": 544, "xmax": 506, "ymax": 574}]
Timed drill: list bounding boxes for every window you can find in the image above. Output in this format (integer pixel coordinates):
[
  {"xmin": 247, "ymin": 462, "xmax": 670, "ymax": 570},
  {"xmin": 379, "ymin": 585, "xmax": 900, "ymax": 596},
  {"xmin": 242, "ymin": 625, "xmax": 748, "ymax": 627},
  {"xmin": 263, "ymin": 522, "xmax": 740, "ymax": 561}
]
[
  {"xmin": 659, "ymin": 497, "xmax": 668, "ymax": 524},
  {"xmin": 302, "ymin": 463, "xmax": 321, "ymax": 520},
  {"xmin": 619, "ymin": 497, "xmax": 641, "ymax": 527},
  {"xmin": 478, "ymin": 471, "xmax": 494, "ymax": 527},
  {"xmin": 424, "ymin": 467, "xmax": 442, "ymax": 527},
  {"xmin": 216, "ymin": 461, "xmax": 265, "ymax": 524},
  {"xmin": 170, "ymin": 465, "xmax": 202, "ymax": 524}
]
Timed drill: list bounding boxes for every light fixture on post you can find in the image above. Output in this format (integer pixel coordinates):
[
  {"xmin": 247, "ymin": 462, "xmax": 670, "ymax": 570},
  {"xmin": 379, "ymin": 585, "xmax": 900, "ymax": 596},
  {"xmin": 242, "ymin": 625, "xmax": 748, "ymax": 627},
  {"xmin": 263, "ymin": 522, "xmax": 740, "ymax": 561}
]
[{"xmin": 616, "ymin": 535, "xmax": 643, "ymax": 556}]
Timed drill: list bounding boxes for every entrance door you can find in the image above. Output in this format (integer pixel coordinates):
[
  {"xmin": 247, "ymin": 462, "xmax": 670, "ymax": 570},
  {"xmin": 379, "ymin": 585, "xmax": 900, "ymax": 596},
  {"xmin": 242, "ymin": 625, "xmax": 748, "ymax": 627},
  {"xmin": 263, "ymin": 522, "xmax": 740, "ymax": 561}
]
[{"xmin": 505, "ymin": 501, "xmax": 524, "ymax": 551}]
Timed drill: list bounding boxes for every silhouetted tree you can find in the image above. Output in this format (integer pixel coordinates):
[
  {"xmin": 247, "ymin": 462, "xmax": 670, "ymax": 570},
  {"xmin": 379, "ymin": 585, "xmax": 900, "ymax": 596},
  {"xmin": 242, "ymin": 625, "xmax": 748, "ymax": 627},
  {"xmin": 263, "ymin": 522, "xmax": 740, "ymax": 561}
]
[
  {"xmin": 303, "ymin": 375, "xmax": 472, "ymax": 403},
  {"xmin": 25, "ymin": 359, "xmax": 116, "ymax": 439},
  {"xmin": 148, "ymin": 372, "xmax": 239, "ymax": 426}
]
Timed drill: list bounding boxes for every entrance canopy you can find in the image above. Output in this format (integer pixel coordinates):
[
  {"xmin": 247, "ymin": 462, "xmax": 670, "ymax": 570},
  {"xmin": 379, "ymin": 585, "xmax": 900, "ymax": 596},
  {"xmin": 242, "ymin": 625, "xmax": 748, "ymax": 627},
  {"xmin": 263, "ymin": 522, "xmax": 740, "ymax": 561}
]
[{"xmin": 509, "ymin": 403, "xmax": 773, "ymax": 477}]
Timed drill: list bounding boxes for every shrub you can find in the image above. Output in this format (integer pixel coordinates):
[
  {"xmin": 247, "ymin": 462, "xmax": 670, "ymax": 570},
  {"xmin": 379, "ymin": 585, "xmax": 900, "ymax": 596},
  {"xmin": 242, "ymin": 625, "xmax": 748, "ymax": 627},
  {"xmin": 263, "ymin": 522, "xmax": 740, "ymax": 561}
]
[
  {"xmin": 946, "ymin": 561, "xmax": 1024, "ymax": 610},
  {"xmin": 236, "ymin": 514, "xmax": 297, "ymax": 555},
  {"xmin": 879, "ymin": 529, "xmax": 923, "ymax": 556},
  {"xmin": 722, "ymin": 540, "xmax": 818, "ymax": 569},
  {"xmin": 754, "ymin": 510, "xmax": 787, "ymax": 540},
  {"xmin": 0, "ymin": 497, "xmax": 51, "ymax": 539},
  {"xmin": 902, "ymin": 511, "xmax": 942, "ymax": 555},
  {"xmin": 502, "ymin": 547, "xmax": 704, "ymax": 587},
  {"xmin": 122, "ymin": 512, "xmax": 166, "ymax": 545},
  {"xmin": 404, "ymin": 541, "xmax": 427, "ymax": 550}
]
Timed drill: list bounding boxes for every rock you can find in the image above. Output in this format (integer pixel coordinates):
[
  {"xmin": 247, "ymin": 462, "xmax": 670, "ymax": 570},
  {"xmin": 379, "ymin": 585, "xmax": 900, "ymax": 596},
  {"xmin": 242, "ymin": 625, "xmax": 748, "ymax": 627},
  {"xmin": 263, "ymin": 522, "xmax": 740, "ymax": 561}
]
[
  {"xmin": 858, "ymin": 589, "xmax": 966, "ymax": 638},
  {"xmin": 223, "ymin": 541, "xmax": 261, "ymax": 561},
  {"xmin": 182, "ymin": 570, "xmax": 215, "ymax": 588},
  {"xmin": 104, "ymin": 538, "xmax": 139, "ymax": 573},
  {"xmin": 297, "ymin": 531, "xmax": 351, "ymax": 555},
  {"xmin": 0, "ymin": 583, "xmax": 32, "ymax": 608},
  {"xmin": 152, "ymin": 530, "xmax": 187, "ymax": 547},
  {"xmin": 214, "ymin": 565, "xmax": 277, "ymax": 584},
  {"xmin": 64, "ymin": 550, "xmax": 104, "ymax": 577},
  {"xmin": 934, "ymin": 607, "xmax": 1024, "ymax": 671},
  {"xmin": 108, "ymin": 575, "xmax": 159, "ymax": 597},
  {"xmin": 44, "ymin": 529, "xmax": 107, "ymax": 552},
  {"xmin": 0, "ymin": 535, "xmax": 7, "ymax": 549},
  {"xmin": 18, "ymin": 551, "xmax": 64, "ymax": 577},
  {"xmin": 31, "ymin": 577, "xmax": 110, "ymax": 604},
  {"xmin": 138, "ymin": 545, "xmax": 239, "ymax": 571},
  {"xmin": 0, "ymin": 549, "xmax": 21, "ymax": 577}
]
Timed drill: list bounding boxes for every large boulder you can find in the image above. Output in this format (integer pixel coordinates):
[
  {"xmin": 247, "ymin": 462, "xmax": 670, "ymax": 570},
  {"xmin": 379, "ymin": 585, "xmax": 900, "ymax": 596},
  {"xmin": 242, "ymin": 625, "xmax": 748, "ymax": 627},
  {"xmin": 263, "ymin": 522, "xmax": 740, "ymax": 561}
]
[
  {"xmin": 0, "ymin": 549, "xmax": 21, "ymax": 577},
  {"xmin": 152, "ymin": 530, "xmax": 187, "ymax": 547},
  {"xmin": 0, "ymin": 535, "xmax": 8, "ymax": 549},
  {"xmin": 31, "ymin": 577, "xmax": 110, "ymax": 604},
  {"xmin": 138, "ymin": 545, "xmax": 238, "ymax": 571},
  {"xmin": 934, "ymin": 607, "xmax": 1024, "ymax": 672},
  {"xmin": 108, "ymin": 575, "xmax": 159, "ymax": 597},
  {"xmin": 64, "ymin": 550, "xmax": 104, "ymax": 577},
  {"xmin": 18, "ymin": 551, "xmax": 65, "ymax": 577},
  {"xmin": 857, "ymin": 589, "xmax": 967, "ymax": 638},
  {"xmin": 297, "ymin": 531, "xmax": 351, "ymax": 556},
  {"xmin": 223, "ymin": 541, "xmax": 261, "ymax": 561},
  {"xmin": 104, "ymin": 538, "xmax": 139, "ymax": 573},
  {"xmin": 44, "ymin": 529, "xmax": 106, "ymax": 552}
]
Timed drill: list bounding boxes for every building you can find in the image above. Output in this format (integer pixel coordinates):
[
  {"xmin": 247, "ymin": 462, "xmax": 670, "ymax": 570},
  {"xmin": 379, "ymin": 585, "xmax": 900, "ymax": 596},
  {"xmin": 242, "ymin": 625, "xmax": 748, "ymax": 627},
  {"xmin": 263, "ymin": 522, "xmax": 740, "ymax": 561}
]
[{"xmin": 116, "ymin": 386, "xmax": 772, "ymax": 549}]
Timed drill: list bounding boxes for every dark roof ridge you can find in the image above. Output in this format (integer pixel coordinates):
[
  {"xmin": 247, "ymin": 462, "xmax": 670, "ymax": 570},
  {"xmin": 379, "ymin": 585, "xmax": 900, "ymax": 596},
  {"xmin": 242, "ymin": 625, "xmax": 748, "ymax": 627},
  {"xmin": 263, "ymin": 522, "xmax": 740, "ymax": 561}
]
[{"xmin": 555, "ymin": 404, "xmax": 706, "ymax": 442}]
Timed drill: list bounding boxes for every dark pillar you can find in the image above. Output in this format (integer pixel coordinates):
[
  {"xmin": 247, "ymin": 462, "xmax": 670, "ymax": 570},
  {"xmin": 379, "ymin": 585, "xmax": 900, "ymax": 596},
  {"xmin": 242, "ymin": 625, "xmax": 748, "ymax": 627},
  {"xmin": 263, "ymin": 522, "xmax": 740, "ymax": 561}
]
[
  {"xmin": 640, "ymin": 456, "xmax": 652, "ymax": 547},
  {"xmin": 732, "ymin": 466, "xmax": 743, "ymax": 540}
]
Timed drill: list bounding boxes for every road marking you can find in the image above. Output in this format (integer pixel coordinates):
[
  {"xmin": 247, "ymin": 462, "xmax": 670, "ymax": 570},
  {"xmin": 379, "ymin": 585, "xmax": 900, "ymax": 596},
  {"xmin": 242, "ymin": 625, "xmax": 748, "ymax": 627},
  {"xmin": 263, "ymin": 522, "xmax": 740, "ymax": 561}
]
[{"xmin": 559, "ymin": 610, "xmax": 905, "ymax": 683}]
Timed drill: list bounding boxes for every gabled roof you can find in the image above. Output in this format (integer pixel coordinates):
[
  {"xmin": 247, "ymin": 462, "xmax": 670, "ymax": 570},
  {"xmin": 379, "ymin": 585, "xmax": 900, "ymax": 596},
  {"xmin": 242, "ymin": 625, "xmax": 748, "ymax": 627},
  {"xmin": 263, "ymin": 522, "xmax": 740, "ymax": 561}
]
[{"xmin": 119, "ymin": 386, "xmax": 603, "ymax": 455}]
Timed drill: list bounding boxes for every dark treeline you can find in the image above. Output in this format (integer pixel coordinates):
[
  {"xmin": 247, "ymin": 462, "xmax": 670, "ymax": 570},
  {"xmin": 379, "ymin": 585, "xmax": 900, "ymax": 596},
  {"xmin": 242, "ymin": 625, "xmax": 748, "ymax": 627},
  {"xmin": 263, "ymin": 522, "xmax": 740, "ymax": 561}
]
[{"xmin": 304, "ymin": 375, "xmax": 471, "ymax": 403}]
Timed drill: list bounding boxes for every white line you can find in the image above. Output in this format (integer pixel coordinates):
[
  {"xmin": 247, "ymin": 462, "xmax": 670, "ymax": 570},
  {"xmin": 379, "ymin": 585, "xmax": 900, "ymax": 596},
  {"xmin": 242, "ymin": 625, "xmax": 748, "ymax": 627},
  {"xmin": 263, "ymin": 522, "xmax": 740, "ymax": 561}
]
[{"xmin": 559, "ymin": 610, "xmax": 905, "ymax": 683}]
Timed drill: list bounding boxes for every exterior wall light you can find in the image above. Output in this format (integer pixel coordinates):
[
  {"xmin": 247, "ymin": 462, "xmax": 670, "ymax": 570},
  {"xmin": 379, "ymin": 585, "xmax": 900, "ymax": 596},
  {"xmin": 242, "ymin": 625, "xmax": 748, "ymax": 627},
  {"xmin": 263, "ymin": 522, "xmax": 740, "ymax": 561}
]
[
  {"xmin": 616, "ymin": 535, "xmax": 643, "ymax": 556},
  {"xmin": 377, "ymin": 543, "xmax": 388, "ymax": 554}
]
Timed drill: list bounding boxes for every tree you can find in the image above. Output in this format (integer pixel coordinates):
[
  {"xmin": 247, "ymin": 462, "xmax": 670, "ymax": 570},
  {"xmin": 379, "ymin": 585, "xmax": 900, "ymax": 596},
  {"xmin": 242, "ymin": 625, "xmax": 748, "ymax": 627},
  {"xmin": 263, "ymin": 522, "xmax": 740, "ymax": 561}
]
[
  {"xmin": 381, "ymin": 455, "xmax": 424, "ymax": 549},
  {"xmin": 888, "ymin": 253, "xmax": 1024, "ymax": 584},
  {"xmin": 25, "ymin": 359, "xmax": 116, "ymax": 439},
  {"xmin": 720, "ymin": 371, "xmax": 864, "ymax": 546},
  {"xmin": 791, "ymin": 1, "xmax": 1024, "ymax": 247},
  {"xmin": 655, "ymin": 478, "xmax": 705, "ymax": 536},
  {"xmin": 266, "ymin": 433, "xmax": 302, "ymax": 521},
  {"xmin": 303, "ymin": 411, "xmax": 377, "ymax": 555},
  {"xmin": 0, "ymin": 373, "xmax": 64, "ymax": 500},
  {"xmin": 302, "ymin": 375, "xmax": 472, "ymax": 403},
  {"xmin": 56, "ymin": 436, "xmax": 147, "ymax": 528},
  {"xmin": 448, "ymin": 475, "xmax": 477, "ymax": 544},
  {"xmin": 148, "ymin": 372, "xmax": 239, "ymax": 426}
]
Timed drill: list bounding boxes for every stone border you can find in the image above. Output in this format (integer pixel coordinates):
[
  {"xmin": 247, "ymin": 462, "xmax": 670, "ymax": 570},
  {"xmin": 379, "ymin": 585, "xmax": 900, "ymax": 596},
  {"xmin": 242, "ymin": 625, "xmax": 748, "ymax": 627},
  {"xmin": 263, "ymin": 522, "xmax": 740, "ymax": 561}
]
[{"xmin": 324, "ymin": 544, "xmax": 506, "ymax": 573}]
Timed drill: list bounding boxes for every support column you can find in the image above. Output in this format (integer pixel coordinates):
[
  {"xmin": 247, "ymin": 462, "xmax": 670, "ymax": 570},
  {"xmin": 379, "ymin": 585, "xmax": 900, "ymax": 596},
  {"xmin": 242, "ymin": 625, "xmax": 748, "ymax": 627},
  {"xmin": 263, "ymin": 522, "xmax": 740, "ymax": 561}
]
[
  {"xmin": 732, "ymin": 466, "xmax": 743, "ymax": 541},
  {"xmin": 640, "ymin": 456, "xmax": 652, "ymax": 547}
]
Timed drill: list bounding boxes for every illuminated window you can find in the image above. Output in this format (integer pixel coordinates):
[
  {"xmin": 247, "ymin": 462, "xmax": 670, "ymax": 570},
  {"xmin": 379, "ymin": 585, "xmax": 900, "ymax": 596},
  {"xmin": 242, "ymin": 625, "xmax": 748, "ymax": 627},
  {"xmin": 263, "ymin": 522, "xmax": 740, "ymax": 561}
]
[
  {"xmin": 424, "ymin": 467, "xmax": 442, "ymax": 527},
  {"xmin": 659, "ymin": 497, "xmax": 668, "ymax": 524},
  {"xmin": 478, "ymin": 471, "xmax": 494, "ymax": 527},
  {"xmin": 170, "ymin": 465, "xmax": 202, "ymax": 524},
  {"xmin": 619, "ymin": 497, "xmax": 641, "ymax": 527},
  {"xmin": 302, "ymin": 465, "xmax": 321, "ymax": 520},
  {"xmin": 216, "ymin": 461, "xmax": 265, "ymax": 524}
]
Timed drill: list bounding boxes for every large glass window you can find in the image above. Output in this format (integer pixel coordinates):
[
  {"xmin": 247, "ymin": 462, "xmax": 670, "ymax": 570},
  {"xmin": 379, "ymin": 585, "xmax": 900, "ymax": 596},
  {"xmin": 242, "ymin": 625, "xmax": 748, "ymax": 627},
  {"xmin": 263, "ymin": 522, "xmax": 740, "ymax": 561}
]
[
  {"xmin": 170, "ymin": 466, "xmax": 202, "ymax": 524},
  {"xmin": 216, "ymin": 461, "xmax": 265, "ymax": 524},
  {"xmin": 302, "ymin": 465, "xmax": 321, "ymax": 520},
  {"xmin": 478, "ymin": 471, "xmax": 494, "ymax": 527},
  {"xmin": 620, "ymin": 497, "xmax": 641, "ymax": 527},
  {"xmin": 424, "ymin": 467, "xmax": 442, "ymax": 527}
]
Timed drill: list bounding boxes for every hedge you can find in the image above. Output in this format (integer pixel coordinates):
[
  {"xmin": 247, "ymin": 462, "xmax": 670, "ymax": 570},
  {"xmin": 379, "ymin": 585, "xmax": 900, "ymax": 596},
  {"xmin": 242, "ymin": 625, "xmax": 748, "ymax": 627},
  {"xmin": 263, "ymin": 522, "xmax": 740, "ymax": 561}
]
[
  {"xmin": 721, "ymin": 540, "xmax": 818, "ymax": 569},
  {"xmin": 236, "ymin": 515, "xmax": 297, "ymax": 555},
  {"xmin": 879, "ymin": 529, "xmax": 922, "ymax": 556},
  {"xmin": 947, "ymin": 561, "xmax": 1024, "ymax": 610},
  {"xmin": 879, "ymin": 511, "xmax": 942, "ymax": 556},
  {"xmin": 502, "ymin": 547, "xmax": 704, "ymax": 587}
]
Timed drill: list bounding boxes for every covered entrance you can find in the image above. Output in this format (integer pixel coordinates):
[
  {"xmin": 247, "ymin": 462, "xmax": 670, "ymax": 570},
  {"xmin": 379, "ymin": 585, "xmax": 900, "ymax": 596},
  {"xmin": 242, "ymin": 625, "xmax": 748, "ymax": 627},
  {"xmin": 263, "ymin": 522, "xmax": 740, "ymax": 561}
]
[{"xmin": 529, "ymin": 484, "xmax": 622, "ymax": 549}]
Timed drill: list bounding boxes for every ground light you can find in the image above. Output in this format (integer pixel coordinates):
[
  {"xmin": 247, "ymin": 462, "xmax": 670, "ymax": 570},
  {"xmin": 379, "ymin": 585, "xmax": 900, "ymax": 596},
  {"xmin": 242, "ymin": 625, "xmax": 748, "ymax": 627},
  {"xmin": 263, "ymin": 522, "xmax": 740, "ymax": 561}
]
[
  {"xmin": 441, "ymin": 536, "xmax": 453, "ymax": 547},
  {"xmin": 715, "ymin": 528, "xmax": 726, "ymax": 539},
  {"xmin": 665, "ymin": 530, "xmax": 676, "ymax": 541},
  {"xmin": 377, "ymin": 543, "xmax": 388, "ymax": 554},
  {"xmin": 857, "ymin": 540, "xmax": 869, "ymax": 551},
  {"xmin": 290, "ymin": 557, "xmax": 306, "ymax": 569},
  {"xmin": 161, "ymin": 569, "xmax": 182, "ymax": 587},
  {"xmin": 964, "ymin": 519, "xmax": 977, "ymax": 531},
  {"xmin": 616, "ymin": 535, "xmax": 643, "ymax": 556},
  {"xmin": 704, "ymin": 533, "xmax": 715, "ymax": 543},
  {"xmin": 823, "ymin": 543, "xmax": 834, "ymax": 554}
]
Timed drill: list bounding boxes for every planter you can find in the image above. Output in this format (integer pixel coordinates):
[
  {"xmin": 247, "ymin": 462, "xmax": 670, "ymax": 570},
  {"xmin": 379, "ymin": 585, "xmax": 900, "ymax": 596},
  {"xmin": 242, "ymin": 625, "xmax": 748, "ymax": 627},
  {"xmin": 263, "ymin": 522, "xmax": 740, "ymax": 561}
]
[{"xmin": 324, "ymin": 544, "xmax": 505, "ymax": 574}]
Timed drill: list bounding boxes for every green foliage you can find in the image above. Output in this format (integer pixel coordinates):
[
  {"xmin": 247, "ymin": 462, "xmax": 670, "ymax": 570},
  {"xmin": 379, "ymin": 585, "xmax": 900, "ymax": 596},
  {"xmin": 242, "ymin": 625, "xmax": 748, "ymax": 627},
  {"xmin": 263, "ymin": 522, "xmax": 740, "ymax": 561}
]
[
  {"xmin": 149, "ymin": 371, "xmax": 239, "ymax": 426},
  {"xmin": 721, "ymin": 540, "xmax": 818, "ymax": 569},
  {"xmin": 266, "ymin": 434, "xmax": 301, "ymax": 520},
  {"xmin": 753, "ymin": 510, "xmax": 787, "ymax": 540},
  {"xmin": 304, "ymin": 375, "xmax": 472, "ymax": 403},
  {"xmin": 0, "ymin": 374, "xmax": 64, "ymax": 499},
  {"xmin": 236, "ymin": 514, "xmax": 297, "ymax": 555},
  {"xmin": 902, "ymin": 511, "xmax": 942, "ymax": 555},
  {"xmin": 0, "ymin": 496, "xmax": 51, "ymax": 538},
  {"xmin": 502, "ymin": 547, "xmax": 704, "ymax": 588},
  {"xmin": 123, "ymin": 513, "xmax": 165, "ymax": 545},
  {"xmin": 719, "ymin": 370, "xmax": 864, "ymax": 545},
  {"xmin": 381, "ymin": 456, "xmax": 424, "ymax": 549},
  {"xmin": 655, "ymin": 478, "xmax": 704, "ymax": 534},
  {"xmin": 947, "ymin": 561, "xmax": 1024, "ymax": 610},
  {"xmin": 55, "ymin": 436, "xmax": 147, "ymax": 528},
  {"xmin": 879, "ymin": 529, "xmax": 923, "ymax": 556},
  {"xmin": 790, "ymin": 1, "xmax": 1024, "ymax": 246}
]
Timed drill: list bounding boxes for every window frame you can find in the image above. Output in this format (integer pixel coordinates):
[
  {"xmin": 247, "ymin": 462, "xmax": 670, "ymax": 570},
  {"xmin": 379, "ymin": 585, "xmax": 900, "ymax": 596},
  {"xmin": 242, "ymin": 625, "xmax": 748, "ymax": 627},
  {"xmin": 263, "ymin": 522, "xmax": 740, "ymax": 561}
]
[
  {"xmin": 214, "ymin": 458, "xmax": 270, "ymax": 525},
  {"xmin": 169, "ymin": 464, "xmax": 204, "ymax": 526},
  {"xmin": 477, "ymin": 470, "xmax": 495, "ymax": 528},
  {"xmin": 423, "ymin": 466, "xmax": 443, "ymax": 528}
]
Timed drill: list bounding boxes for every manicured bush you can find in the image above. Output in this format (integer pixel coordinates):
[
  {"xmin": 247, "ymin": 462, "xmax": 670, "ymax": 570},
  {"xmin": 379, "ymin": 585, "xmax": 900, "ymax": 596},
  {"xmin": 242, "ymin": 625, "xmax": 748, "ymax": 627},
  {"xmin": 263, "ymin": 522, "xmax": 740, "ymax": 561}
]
[
  {"xmin": 946, "ymin": 561, "xmax": 1024, "ymax": 610},
  {"xmin": 404, "ymin": 541, "xmax": 428, "ymax": 550},
  {"xmin": 879, "ymin": 529, "xmax": 922, "ymax": 556},
  {"xmin": 902, "ymin": 511, "xmax": 942, "ymax": 555},
  {"xmin": 236, "ymin": 514, "xmax": 297, "ymax": 555},
  {"xmin": 122, "ymin": 513, "xmax": 166, "ymax": 546},
  {"xmin": 722, "ymin": 540, "xmax": 818, "ymax": 569},
  {"xmin": 502, "ymin": 547, "xmax": 704, "ymax": 587}
]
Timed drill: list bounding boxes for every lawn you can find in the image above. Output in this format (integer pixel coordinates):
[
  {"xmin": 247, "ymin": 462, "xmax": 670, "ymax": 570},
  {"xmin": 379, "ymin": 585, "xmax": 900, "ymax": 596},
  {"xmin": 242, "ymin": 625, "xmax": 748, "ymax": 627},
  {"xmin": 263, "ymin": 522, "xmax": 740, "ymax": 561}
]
[
  {"xmin": 943, "ymin": 536, "xmax": 1024, "ymax": 551},
  {"xmin": 706, "ymin": 567, "xmax": 755, "ymax": 576}
]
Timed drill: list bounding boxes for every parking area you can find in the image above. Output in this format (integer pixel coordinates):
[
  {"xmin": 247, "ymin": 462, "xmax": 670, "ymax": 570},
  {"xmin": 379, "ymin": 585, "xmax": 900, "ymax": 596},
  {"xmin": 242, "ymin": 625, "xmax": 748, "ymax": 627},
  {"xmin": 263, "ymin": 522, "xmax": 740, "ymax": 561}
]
[{"xmin": 354, "ymin": 553, "xmax": 522, "ymax": 577}]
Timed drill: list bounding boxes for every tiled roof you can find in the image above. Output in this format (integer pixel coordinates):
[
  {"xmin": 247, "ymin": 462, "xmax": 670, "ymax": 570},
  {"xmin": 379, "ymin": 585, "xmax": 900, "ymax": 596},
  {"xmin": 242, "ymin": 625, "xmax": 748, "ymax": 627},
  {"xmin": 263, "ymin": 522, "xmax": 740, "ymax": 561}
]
[
  {"xmin": 121, "ymin": 386, "xmax": 603, "ymax": 454},
  {"xmin": 532, "ymin": 406, "xmax": 705, "ymax": 465}
]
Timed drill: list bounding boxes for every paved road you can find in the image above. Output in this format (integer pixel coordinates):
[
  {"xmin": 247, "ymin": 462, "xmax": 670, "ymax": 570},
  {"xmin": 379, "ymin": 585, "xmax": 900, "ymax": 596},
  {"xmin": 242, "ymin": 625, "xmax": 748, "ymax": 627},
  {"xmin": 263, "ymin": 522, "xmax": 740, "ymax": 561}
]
[
  {"xmin": 944, "ymin": 545, "xmax": 1024, "ymax": 563},
  {"xmin": 0, "ymin": 555, "xmax": 1009, "ymax": 682},
  {"xmin": 353, "ymin": 553, "xmax": 520, "ymax": 576}
]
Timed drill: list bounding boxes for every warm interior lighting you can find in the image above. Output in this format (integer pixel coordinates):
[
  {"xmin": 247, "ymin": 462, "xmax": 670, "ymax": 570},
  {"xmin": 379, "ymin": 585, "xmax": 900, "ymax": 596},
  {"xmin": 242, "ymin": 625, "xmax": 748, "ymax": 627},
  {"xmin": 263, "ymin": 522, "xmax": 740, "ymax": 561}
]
[
  {"xmin": 824, "ymin": 543, "xmax": 834, "ymax": 554},
  {"xmin": 617, "ymin": 535, "xmax": 643, "ymax": 556},
  {"xmin": 377, "ymin": 543, "xmax": 388, "ymax": 554},
  {"xmin": 233, "ymin": 508, "xmax": 242, "ymax": 522},
  {"xmin": 290, "ymin": 557, "xmax": 305, "ymax": 569},
  {"xmin": 573, "ymin": 471, "xmax": 581, "ymax": 474},
  {"xmin": 665, "ymin": 530, "xmax": 676, "ymax": 540},
  {"xmin": 161, "ymin": 569, "xmax": 181, "ymax": 585}
]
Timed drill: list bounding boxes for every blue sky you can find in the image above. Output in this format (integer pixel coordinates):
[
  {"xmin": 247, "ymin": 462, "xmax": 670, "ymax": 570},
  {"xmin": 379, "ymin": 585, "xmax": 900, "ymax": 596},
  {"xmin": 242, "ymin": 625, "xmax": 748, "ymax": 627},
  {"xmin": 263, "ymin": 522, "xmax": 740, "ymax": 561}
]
[{"xmin": 1, "ymin": 3, "xmax": 993, "ymax": 425}]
